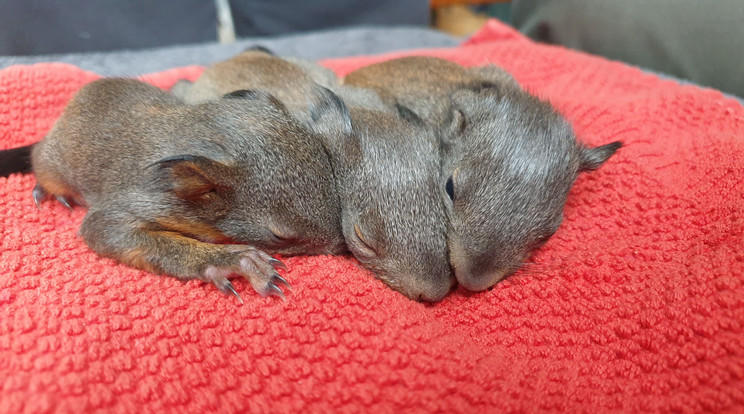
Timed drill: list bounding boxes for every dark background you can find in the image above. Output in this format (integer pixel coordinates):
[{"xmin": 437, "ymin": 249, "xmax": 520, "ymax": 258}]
[{"xmin": 0, "ymin": 0, "xmax": 429, "ymax": 56}]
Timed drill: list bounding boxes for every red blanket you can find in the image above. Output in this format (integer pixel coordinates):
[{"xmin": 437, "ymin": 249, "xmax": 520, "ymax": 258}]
[{"xmin": 1, "ymin": 20, "xmax": 742, "ymax": 413}]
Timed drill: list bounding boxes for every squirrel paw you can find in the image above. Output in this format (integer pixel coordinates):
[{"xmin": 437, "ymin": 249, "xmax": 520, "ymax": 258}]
[{"xmin": 203, "ymin": 246, "xmax": 290, "ymax": 303}]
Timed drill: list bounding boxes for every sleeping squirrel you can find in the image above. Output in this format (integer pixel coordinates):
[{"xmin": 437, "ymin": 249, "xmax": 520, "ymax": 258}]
[
  {"xmin": 26, "ymin": 77, "xmax": 349, "ymax": 302},
  {"xmin": 171, "ymin": 49, "xmax": 455, "ymax": 301},
  {"xmin": 345, "ymin": 56, "xmax": 622, "ymax": 291}
]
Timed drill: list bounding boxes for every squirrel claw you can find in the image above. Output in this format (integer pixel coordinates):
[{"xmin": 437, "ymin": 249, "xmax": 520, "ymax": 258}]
[
  {"xmin": 32, "ymin": 184, "xmax": 46, "ymax": 208},
  {"xmin": 204, "ymin": 266, "xmax": 245, "ymax": 304},
  {"xmin": 269, "ymin": 258, "xmax": 288, "ymax": 271},
  {"xmin": 213, "ymin": 278, "xmax": 244, "ymax": 304},
  {"xmin": 55, "ymin": 195, "xmax": 74, "ymax": 210},
  {"xmin": 272, "ymin": 274, "xmax": 292, "ymax": 292},
  {"xmin": 222, "ymin": 280, "xmax": 244, "ymax": 304},
  {"xmin": 266, "ymin": 283, "xmax": 286, "ymax": 302}
]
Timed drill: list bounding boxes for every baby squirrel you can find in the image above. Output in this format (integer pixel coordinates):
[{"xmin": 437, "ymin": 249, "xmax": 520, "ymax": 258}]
[
  {"xmin": 30, "ymin": 77, "xmax": 348, "ymax": 302},
  {"xmin": 311, "ymin": 89, "xmax": 454, "ymax": 301},
  {"xmin": 171, "ymin": 48, "xmax": 390, "ymax": 125},
  {"xmin": 344, "ymin": 56, "xmax": 622, "ymax": 291},
  {"xmin": 174, "ymin": 50, "xmax": 455, "ymax": 301}
]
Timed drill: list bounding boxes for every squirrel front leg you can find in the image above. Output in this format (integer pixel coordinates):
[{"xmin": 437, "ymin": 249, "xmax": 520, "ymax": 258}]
[{"xmin": 79, "ymin": 209, "xmax": 289, "ymax": 302}]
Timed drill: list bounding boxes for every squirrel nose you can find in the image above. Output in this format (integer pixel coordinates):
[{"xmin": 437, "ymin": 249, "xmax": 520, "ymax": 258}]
[
  {"xmin": 449, "ymin": 240, "xmax": 511, "ymax": 292},
  {"xmin": 452, "ymin": 257, "xmax": 512, "ymax": 292},
  {"xmin": 414, "ymin": 275, "xmax": 456, "ymax": 302}
]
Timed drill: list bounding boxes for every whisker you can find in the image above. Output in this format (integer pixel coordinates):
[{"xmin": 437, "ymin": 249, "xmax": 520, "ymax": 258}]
[
  {"xmin": 513, "ymin": 260, "xmax": 555, "ymax": 281},
  {"xmin": 519, "ymin": 268, "xmax": 554, "ymax": 280},
  {"xmin": 523, "ymin": 268, "xmax": 552, "ymax": 276}
]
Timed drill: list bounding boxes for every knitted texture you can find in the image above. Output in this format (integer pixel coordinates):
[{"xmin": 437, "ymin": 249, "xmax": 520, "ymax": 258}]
[{"xmin": 1, "ymin": 20, "xmax": 743, "ymax": 413}]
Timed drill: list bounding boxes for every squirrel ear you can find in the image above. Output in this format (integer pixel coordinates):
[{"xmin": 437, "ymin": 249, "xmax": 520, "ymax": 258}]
[
  {"xmin": 439, "ymin": 106, "xmax": 467, "ymax": 147},
  {"xmin": 223, "ymin": 89, "xmax": 289, "ymax": 112},
  {"xmin": 148, "ymin": 155, "xmax": 227, "ymax": 200},
  {"xmin": 222, "ymin": 89, "xmax": 256, "ymax": 99},
  {"xmin": 394, "ymin": 103, "xmax": 425, "ymax": 127},
  {"xmin": 441, "ymin": 83, "xmax": 501, "ymax": 147},
  {"xmin": 578, "ymin": 141, "xmax": 623, "ymax": 172},
  {"xmin": 450, "ymin": 81, "xmax": 501, "ymax": 108},
  {"xmin": 308, "ymin": 85, "xmax": 353, "ymax": 137},
  {"xmin": 467, "ymin": 80, "xmax": 501, "ymax": 96},
  {"xmin": 468, "ymin": 65, "xmax": 519, "ymax": 88}
]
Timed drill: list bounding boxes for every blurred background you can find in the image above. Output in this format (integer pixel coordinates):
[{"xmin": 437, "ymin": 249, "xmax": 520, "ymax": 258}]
[{"xmin": 0, "ymin": 0, "xmax": 741, "ymax": 97}]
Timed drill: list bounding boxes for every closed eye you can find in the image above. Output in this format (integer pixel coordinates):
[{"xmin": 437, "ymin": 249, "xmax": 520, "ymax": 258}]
[
  {"xmin": 351, "ymin": 223, "xmax": 378, "ymax": 257},
  {"xmin": 268, "ymin": 232, "xmax": 290, "ymax": 244},
  {"xmin": 267, "ymin": 226, "xmax": 296, "ymax": 245}
]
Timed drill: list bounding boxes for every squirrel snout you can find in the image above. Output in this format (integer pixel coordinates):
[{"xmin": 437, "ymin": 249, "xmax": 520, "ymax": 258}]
[
  {"xmin": 452, "ymin": 259, "xmax": 514, "ymax": 292},
  {"xmin": 413, "ymin": 275, "xmax": 456, "ymax": 303},
  {"xmin": 449, "ymin": 240, "xmax": 513, "ymax": 292}
]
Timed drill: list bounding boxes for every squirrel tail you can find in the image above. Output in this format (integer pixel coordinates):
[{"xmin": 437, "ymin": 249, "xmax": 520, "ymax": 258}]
[{"xmin": 0, "ymin": 144, "xmax": 34, "ymax": 177}]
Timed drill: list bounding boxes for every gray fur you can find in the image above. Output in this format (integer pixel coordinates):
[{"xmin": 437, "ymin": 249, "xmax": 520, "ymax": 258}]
[
  {"xmin": 345, "ymin": 56, "xmax": 622, "ymax": 291},
  {"xmin": 171, "ymin": 50, "xmax": 390, "ymax": 127},
  {"xmin": 175, "ymin": 51, "xmax": 454, "ymax": 301},
  {"xmin": 312, "ymin": 95, "xmax": 454, "ymax": 301},
  {"xmin": 32, "ymin": 78, "xmax": 345, "ymax": 297}
]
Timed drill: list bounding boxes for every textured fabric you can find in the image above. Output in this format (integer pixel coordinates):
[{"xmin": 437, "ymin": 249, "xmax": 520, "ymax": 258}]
[{"xmin": 1, "ymin": 20, "xmax": 743, "ymax": 413}]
